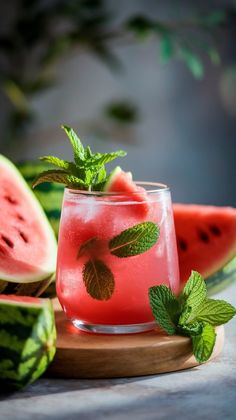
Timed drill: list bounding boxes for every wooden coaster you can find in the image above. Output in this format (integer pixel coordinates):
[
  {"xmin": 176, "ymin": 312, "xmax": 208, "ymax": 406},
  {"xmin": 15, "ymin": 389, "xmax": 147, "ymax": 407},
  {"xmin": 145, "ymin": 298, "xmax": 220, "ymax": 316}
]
[{"xmin": 47, "ymin": 309, "xmax": 224, "ymax": 378}]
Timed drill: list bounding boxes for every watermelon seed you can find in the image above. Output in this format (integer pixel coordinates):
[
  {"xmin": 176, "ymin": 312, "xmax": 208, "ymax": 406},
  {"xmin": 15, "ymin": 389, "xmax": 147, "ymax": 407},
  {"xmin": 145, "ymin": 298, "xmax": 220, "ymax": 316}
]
[
  {"xmin": 1, "ymin": 235, "xmax": 14, "ymax": 248},
  {"xmin": 198, "ymin": 230, "xmax": 209, "ymax": 243},
  {"xmin": 4, "ymin": 195, "xmax": 18, "ymax": 205},
  {"xmin": 209, "ymin": 225, "xmax": 221, "ymax": 236},
  {"xmin": 16, "ymin": 213, "xmax": 25, "ymax": 222},
  {"xmin": 178, "ymin": 238, "xmax": 188, "ymax": 252},
  {"xmin": 19, "ymin": 231, "xmax": 28, "ymax": 243}
]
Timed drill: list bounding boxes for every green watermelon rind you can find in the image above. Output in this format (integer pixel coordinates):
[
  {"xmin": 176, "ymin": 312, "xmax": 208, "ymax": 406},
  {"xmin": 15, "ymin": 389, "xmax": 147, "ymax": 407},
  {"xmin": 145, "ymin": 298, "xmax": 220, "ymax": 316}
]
[
  {"xmin": 40, "ymin": 275, "xmax": 56, "ymax": 298},
  {"xmin": 0, "ymin": 297, "xmax": 56, "ymax": 390},
  {"xmin": 103, "ymin": 166, "xmax": 133, "ymax": 192},
  {"xmin": 0, "ymin": 155, "xmax": 57, "ymax": 283},
  {"xmin": 103, "ymin": 166, "xmax": 122, "ymax": 192},
  {"xmin": 206, "ymin": 254, "xmax": 236, "ymax": 295},
  {"xmin": 0, "ymin": 274, "xmax": 54, "ymax": 297},
  {"xmin": 18, "ymin": 161, "xmax": 63, "ymax": 237}
]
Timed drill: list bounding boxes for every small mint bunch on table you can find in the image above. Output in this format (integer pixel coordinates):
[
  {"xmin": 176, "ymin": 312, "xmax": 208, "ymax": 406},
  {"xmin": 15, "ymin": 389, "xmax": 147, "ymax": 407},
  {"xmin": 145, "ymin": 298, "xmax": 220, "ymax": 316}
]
[{"xmin": 149, "ymin": 271, "xmax": 236, "ymax": 363}]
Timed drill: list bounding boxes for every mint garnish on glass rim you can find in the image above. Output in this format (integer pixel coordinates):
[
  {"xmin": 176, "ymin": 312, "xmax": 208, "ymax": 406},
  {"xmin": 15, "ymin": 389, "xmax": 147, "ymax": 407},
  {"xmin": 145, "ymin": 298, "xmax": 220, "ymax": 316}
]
[
  {"xmin": 32, "ymin": 125, "xmax": 127, "ymax": 191},
  {"xmin": 149, "ymin": 270, "xmax": 236, "ymax": 363}
]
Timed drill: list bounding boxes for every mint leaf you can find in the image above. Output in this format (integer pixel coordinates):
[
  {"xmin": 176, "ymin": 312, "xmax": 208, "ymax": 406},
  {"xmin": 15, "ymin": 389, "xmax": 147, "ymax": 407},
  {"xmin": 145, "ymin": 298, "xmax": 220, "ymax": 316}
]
[
  {"xmin": 32, "ymin": 169, "xmax": 69, "ymax": 188},
  {"xmin": 32, "ymin": 169, "xmax": 86, "ymax": 189},
  {"xmin": 40, "ymin": 156, "xmax": 72, "ymax": 171},
  {"xmin": 94, "ymin": 166, "xmax": 107, "ymax": 183},
  {"xmin": 109, "ymin": 222, "xmax": 159, "ymax": 258},
  {"xmin": 192, "ymin": 323, "xmax": 216, "ymax": 363},
  {"xmin": 39, "ymin": 156, "xmax": 80, "ymax": 177},
  {"xmin": 193, "ymin": 298, "xmax": 236, "ymax": 326},
  {"xmin": 84, "ymin": 146, "xmax": 93, "ymax": 159},
  {"xmin": 77, "ymin": 237, "xmax": 98, "ymax": 258},
  {"xmin": 83, "ymin": 259, "xmax": 115, "ymax": 301},
  {"xmin": 78, "ymin": 167, "xmax": 106, "ymax": 189},
  {"xmin": 160, "ymin": 34, "xmax": 174, "ymax": 64},
  {"xmin": 86, "ymin": 151, "xmax": 127, "ymax": 168},
  {"xmin": 66, "ymin": 175, "xmax": 87, "ymax": 188},
  {"xmin": 148, "ymin": 285, "xmax": 180, "ymax": 335},
  {"xmin": 91, "ymin": 166, "xmax": 107, "ymax": 190},
  {"xmin": 62, "ymin": 125, "xmax": 85, "ymax": 165},
  {"xmin": 178, "ymin": 271, "xmax": 207, "ymax": 325},
  {"xmin": 180, "ymin": 47, "xmax": 204, "ymax": 79}
]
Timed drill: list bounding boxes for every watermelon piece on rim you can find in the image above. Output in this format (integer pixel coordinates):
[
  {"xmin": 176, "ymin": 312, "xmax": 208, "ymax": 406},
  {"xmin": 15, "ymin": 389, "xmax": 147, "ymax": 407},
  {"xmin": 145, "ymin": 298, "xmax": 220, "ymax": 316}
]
[
  {"xmin": 0, "ymin": 155, "xmax": 57, "ymax": 295},
  {"xmin": 104, "ymin": 166, "xmax": 150, "ymax": 217},
  {"xmin": 174, "ymin": 204, "xmax": 236, "ymax": 292}
]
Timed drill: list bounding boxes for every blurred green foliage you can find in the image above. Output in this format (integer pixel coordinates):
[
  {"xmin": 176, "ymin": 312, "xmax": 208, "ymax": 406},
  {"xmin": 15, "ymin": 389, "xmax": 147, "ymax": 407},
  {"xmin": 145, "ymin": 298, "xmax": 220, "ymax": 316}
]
[
  {"xmin": 0, "ymin": 0, "xmax": 235, "ymax": 138},
  {"xmin": 104, "ymin": 101, "xmax": 138, "ymax": 124}
]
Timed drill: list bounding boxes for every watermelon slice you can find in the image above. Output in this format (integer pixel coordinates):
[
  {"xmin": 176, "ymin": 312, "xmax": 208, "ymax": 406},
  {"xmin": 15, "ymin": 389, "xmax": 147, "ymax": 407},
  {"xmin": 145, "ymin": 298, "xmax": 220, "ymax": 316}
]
[
  {"xmin": 0, "ymin": 155, "xmax": 57, "ymax": 296},
  {"xmin": 104, "ymin": 166, "xmax": 149, "ymax": 216},
  {"xmin": 0, "ymin": 294, "xmax": 56, "ymax": 390},
  {"xmin": 174, "ymin": 204, "xmax": 236, "ymax": 294},
  {"xmin": 18, "ymin": 161, "xmax": 63, "ymax": 237}
]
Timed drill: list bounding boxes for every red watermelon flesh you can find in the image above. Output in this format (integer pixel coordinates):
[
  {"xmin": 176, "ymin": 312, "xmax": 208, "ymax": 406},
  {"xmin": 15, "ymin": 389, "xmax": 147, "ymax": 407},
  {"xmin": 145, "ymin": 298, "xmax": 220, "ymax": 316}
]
[
  {"xmin": 173, "ymin": 204, "xmax": 236, "ymax": 286},
  {"xmin": 0, "ymin": 155, "xmax": 57, "ymax": 283},
  {"xmin": 104, "ymin": 167, "xmax": 150, "ymax": 217}
]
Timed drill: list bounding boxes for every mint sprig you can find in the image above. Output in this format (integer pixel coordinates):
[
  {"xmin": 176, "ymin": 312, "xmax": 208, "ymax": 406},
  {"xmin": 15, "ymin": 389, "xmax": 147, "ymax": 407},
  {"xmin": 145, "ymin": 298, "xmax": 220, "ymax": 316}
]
[
  {"xmin": 149, "ymin": 270, "xmax": 236, "ymax": 364},
  {"xmin": 32, "ymin": 125, "xmax": 126, "ymax": 191}
]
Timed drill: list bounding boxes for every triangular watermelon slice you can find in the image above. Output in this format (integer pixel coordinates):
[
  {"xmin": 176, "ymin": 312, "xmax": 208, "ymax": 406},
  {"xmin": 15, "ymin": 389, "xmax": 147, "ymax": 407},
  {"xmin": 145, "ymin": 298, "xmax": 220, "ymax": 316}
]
[
  {"xmin": 174, "ymin": 204, "xmax": 236, "ymax": 294},
  {"xmin": 0, "ymin": 155, "xmax": 57, "ymax": 295},
  {"xmin": 103, "ymin": 166, "xmax": 150, "ymax": 217}
]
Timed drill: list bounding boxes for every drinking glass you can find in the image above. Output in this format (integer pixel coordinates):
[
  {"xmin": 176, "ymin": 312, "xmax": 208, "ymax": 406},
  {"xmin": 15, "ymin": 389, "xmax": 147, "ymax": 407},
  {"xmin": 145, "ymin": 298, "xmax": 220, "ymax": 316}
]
[{"xmin": 56, "ymin": 183, "xmax": 180, "ymax": 334}]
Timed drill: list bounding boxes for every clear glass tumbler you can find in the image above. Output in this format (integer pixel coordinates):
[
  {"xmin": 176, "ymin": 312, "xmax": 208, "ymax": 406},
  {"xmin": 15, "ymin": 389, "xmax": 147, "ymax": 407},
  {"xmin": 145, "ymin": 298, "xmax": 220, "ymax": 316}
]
[{"xmin": 56, "ymin": 183, "xmax": 180, "ymax": 334}]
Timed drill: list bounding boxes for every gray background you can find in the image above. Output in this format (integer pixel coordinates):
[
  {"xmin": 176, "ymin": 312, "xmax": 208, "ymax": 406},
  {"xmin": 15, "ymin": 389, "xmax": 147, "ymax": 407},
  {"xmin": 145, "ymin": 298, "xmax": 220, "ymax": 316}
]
[{"xmin": 0, "ymin": 0, "xmax": 236, "ymax": 205}]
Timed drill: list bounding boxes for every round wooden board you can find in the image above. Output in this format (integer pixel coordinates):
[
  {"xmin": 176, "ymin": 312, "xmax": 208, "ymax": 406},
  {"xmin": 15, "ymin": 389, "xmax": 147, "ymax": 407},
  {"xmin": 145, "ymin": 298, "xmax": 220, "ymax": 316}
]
[{"xmin": 47, "ymin": 309, "xmax": 224, "ymax": 379}]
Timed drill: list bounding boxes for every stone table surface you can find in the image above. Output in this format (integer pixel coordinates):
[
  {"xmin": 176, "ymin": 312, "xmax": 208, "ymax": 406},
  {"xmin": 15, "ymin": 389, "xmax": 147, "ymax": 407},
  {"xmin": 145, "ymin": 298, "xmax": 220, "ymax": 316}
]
[{"xmin": 1, "ymin": 283, "xmax": 236, "ymax": 420}]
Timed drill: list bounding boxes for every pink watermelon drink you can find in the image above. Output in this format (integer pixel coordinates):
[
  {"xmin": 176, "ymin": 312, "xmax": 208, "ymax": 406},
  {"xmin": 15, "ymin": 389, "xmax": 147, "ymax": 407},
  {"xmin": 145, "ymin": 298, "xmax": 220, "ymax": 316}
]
[
  {"xmin": 33, "ymin": 126, "xmax": 180, "ymax": 334},
  {"xmin": 56, "ymin": 181, "xmax": 179, "ymax": 333}
]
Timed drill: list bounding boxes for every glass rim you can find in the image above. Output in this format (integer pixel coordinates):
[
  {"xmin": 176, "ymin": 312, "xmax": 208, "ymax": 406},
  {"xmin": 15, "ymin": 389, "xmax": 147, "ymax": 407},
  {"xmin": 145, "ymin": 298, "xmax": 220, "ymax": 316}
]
[{"xmin": 65, "ymin": 181, "xmax": 170, "ymax": 196}]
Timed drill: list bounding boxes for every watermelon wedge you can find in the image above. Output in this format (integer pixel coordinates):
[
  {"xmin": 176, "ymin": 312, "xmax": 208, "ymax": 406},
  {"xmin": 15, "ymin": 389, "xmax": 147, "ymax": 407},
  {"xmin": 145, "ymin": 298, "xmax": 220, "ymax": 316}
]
[
  {"xmin": 18, "ymin": 161, "xmax": 63, "ymax": 237},
  {"xmin": 0, "ymin": 295, "xmax": 56, "ymax": 390},
  {"xmin": 174, "ymin": 204, "xmax": 236, "ymax": 294},
  {"xmin": 103, "ymin": 166, "xmax": 150, "ymax": 216},
  {"xmin": 0, "ymin": 155, "xmax": 57, "ymax": 296}
]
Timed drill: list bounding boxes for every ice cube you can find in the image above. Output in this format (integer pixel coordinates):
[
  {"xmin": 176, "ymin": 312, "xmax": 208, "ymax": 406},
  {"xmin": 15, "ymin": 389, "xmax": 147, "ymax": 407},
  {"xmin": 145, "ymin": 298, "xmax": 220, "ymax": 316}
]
[{"xmin": 63, "ymin": 196, "xmax": 101, "ymax": 223}]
